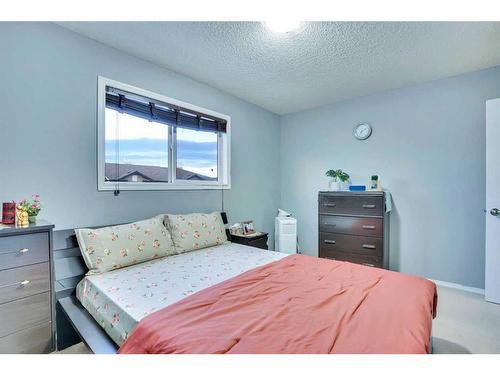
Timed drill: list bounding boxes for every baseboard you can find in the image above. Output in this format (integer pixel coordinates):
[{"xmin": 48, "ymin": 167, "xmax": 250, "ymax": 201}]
[{"xmin": 430, "ymin": 279, "xmax": 485, "ymax": 295}]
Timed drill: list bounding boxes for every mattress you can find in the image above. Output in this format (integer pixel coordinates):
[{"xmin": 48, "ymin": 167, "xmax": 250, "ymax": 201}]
[{"xmin": 76, "ymin": 242, "xmax": 288, "ymax": 346}]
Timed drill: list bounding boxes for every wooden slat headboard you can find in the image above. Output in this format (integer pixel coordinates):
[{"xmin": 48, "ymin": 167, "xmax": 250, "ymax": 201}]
[{"xmin": 53, "ymin": 229, "xmax": 86, "ymax": 299}]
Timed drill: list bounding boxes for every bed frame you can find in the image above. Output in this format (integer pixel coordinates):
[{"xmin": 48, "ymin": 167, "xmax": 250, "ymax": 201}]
[{"xmin": 55, "ymin": 212, "xmax": 230, "ymax": 354}]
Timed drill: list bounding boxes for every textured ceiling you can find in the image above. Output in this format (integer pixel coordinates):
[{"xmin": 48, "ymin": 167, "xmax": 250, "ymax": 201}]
[{"xmin": 58, "ymin": 22, "xmax": 500, "ymax": 114}]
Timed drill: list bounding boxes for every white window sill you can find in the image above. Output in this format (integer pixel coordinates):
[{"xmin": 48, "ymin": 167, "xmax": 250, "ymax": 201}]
[{"xmin": 98, "ymin": 182, "xmax": 231, "ymax": 191}]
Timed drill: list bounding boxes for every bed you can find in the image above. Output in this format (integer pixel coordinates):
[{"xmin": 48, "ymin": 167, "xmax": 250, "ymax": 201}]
[
  {"xmin": 76, "ymin": 242, "xmax": 287, "ymax": 347},
  {"xmin": 57, "ymin": 212, "xmax": 437, "ymax": 354}
]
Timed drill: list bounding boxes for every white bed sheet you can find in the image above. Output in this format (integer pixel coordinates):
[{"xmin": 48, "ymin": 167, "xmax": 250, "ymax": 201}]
[{"xmin": 76, "ymin": 242, "xmax": 288, "ymax": 346}]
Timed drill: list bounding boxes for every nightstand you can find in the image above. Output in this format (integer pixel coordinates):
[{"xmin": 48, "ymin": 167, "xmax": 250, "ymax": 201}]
[{"xmin": 230, "ymin": 232, "xmax": 269, "ymax": 250}]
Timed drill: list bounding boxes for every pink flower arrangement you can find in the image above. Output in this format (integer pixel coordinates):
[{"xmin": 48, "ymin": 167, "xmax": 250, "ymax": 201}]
[{"xmin": 19, "ymin": 194, "xmax": 42, "ymax": 216}]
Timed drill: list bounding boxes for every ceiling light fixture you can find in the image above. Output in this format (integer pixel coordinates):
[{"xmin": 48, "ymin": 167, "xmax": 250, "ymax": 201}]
[{"xmin": 265, "ymin": 20, "xmax": 301, "ymax": 33}]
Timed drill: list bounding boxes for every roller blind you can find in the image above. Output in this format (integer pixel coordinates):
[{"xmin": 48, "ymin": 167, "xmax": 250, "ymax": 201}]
[{"xmin": 105, "ymin": 86, "xmax": 227, "ymax": 133}]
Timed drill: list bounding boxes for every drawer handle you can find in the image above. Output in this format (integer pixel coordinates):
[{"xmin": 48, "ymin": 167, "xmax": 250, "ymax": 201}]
[
  {"xmin": 324, "ymin": 240, "xmax": 336, "ymax": 244},
  {"xmin": 323, "ymin": 203, "xmax": 336, "ymax": 207},
  {"xmin": 362, "ymin": 225, "xmax": 376, "ymax": 230},
  {"xmin": 2, "ymin": 247, "xmax": 31, "ymax": 255},
  {"xmin": 362, "ymin": 263, "xmax": 375, "ymax": 267},
  {"xmin": 362, "ymin": 244, "xmax": 376, "ymax": 249},
  {"xmin": 362, "ymin": 204, "xmax": 376, "ymax": 209},
  {"xmin": 324, "ymin": 223, "xmax": 336, "ymax": 227},
  {"xmin": 0, "ymin": 279, "xmax": 31, "ymax": 289}
]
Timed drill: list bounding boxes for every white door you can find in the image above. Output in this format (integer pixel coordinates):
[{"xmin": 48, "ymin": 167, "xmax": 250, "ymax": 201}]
[{"xmin": 486, "ymin": 99, "xmax": 500, "ymax": 303}]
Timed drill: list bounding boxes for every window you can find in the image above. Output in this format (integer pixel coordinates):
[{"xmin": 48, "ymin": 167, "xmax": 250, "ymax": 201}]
[{"xmin": 97, "ymin": 77, "xmax": 230, "ymax": 191}]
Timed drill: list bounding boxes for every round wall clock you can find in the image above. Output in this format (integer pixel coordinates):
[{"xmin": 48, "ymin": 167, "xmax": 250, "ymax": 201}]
[{"xmin": 353, "ymin": 123, "xmax": 372, "ymax": 140}]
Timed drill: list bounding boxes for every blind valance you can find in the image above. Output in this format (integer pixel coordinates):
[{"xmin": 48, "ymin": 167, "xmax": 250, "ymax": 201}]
[{"xmin": 105, "ymin": 87, "xmax": 227, "ymax": 133}]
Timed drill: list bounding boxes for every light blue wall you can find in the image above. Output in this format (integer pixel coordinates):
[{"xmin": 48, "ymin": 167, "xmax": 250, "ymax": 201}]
[
  {"xmin": 280, "ymin": 66, "xmax": 500, "ymax": 288},
  {"xmin": 1, "ymin": 22, "xmax": 498, "ymax": 288},
  {"xmin": 0, "ymin": 23, "xmax": 281, "ymax": 247}
]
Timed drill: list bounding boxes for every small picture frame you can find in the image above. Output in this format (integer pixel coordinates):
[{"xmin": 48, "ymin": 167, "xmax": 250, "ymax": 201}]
[
  {"xmin": 242, "ymin": 220, "xmax": 256, "ymax": 235},
  {"xmin": 229, "ymin": 223, "xmax": 244, "ymax": 236}
]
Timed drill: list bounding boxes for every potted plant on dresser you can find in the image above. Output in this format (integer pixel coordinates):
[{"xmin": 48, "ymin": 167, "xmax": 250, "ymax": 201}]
[
  {"xmin": 326, "ymin": 169, "xmax": 350, "ymax": 191},
  {"xmin": 19, "ymin": 194, "xmax": 42, "ymax": 224}
]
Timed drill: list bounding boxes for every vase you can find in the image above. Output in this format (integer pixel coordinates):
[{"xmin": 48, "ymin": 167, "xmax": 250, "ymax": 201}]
[
  {"xmin": 329, "ymin": 178, "xmax": 341, "ymax": 191},
  {"xmin": 28, "ymin": 215, "xmax": 37, "ymax": 224},
  {"xmin": 339, "ymin": 180, "xmax": 350, "ymax": 191}
]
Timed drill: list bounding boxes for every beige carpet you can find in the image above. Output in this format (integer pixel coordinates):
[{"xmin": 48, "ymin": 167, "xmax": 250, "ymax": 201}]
[
  {"xmin": 55, "ymin": 285, "xmax": 500, "ymax": 354},
  {"xmin": 431, "ymin": 285, "xmax": 500, "ymax": 353}
]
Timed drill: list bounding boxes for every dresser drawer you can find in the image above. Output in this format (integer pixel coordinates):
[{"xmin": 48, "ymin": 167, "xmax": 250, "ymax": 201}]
[
  {"xmin": 319, "ymin": 215, "xmax": 383, "ymax": 237},
  {"xmin": 0, "ymin": 321, "xmax": 52, "ymax": 354},
  {"xmin": 0, "ymin": 292, "xmax": 51, "ymax": 337},
  {"xmin": 319, "ymin": 194, "xmax": 384, "ymax": 217},
  {"xmin": 0, "ymin": 262, "xmax": 50, "ymax": 304},
  {"xmin": 0, "ymin": 232, "xmax": 49, "ymax": 270},
  {"xmin": 319, "ymin": 232, "xmax": 383, "ymax": 257},
  {"xmin": 322, "ymin": 250, "xmax": 382, "ymax": 268}
]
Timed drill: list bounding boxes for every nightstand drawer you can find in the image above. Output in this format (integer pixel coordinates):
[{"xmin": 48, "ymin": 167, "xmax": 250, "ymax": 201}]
[
  {"xmin": 0, "ymin": 292, "xmax": 51, "ymax": 338},
  {"xmin": 231, "ymin": 233, "xmax": 269, "ymax": 250},
  {"xmin": 319, "ymin": 215, "xmax": 383, "ymax": 237},
  {"xmin": 0, "ymin": 232, "xmax": 49, "ymax": 270},
  {"xmin": 319, "ymin": 194, "xmax": 384, "ymax": 217},
  {"xmin": 319, "ymin": 232, "xmax": 383, "ymax": 257},
  {"xmin": 247, "ymin": 237, "xmax": 268, "ymax": 249},
  {"xmin": 0, "ymin": 262, "xmax": 50, "ymax": 304}
]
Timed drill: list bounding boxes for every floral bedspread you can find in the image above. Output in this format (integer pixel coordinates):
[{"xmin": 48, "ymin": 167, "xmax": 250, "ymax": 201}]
[{"xmin": 76, "ymin": 242, "xmax": 288, "ymax": 346}]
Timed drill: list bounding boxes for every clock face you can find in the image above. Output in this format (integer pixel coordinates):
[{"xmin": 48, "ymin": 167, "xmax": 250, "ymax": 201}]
[{"xmin": 353, "ymin": 123, "xmax": 372, "ymax": 140}]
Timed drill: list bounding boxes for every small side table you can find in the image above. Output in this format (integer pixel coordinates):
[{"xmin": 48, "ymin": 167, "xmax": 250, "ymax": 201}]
[{"xmin": 230, "ymin": 232, "xmax": 269, "ymax": 250}]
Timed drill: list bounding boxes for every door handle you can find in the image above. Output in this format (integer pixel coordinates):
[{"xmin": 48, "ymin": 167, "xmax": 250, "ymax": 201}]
[
  {"xmin": 324, "ymin": 240, "xmax": 336, "ymax": 244},
  {"xmin": 362, "ymin": 244, "xmax": 376, "ymax": 249},
  {"xmin": 491, "ymin": 208, "xmax": 500, "ymax": 216}
]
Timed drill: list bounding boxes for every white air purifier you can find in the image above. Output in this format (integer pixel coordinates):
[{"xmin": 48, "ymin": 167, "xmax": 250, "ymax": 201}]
[{"xmin": 275, "ymin": 214, "xmax": 297, "ymax": 254}]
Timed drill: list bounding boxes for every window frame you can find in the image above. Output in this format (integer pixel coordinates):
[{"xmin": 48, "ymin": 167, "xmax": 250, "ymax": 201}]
[{"xmin": 97, "ymin": 76, "xmax": 231, "ymax": 191}]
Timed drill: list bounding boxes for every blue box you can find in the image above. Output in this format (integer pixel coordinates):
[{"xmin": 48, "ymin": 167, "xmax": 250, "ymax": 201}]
[{"xmin": 349, "ymin": 185, "xmax": 366, "ymax": 191}]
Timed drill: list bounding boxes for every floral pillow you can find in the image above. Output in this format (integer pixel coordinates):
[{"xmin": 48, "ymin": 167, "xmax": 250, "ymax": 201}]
[
  {"xmin": 165, "ymin": 212, "xmax": 227, "ymax": 254},
  {"xmin": 75, "ymin": 215, "xmax": 176, "ymax": 274}
]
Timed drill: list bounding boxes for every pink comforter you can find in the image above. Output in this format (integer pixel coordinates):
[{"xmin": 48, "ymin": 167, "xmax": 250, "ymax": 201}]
[{"xmin": 119, "ymin": 254, "xmax": 437, "ymax": 354}]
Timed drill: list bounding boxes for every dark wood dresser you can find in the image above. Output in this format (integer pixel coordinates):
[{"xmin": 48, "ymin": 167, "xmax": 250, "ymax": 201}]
[
  {"xmin": 318, "ymin": 191, "xmax": 390, "ymax": 269},
  {"xmin": 230, "ymin": 232, "xmax": 269, "ymax": 250},
  {"xmin": 0, "ymin": 221, "xmax": 55, "ymax": 353}
]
